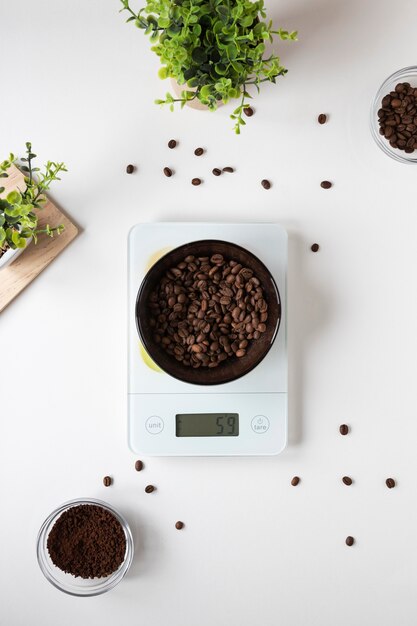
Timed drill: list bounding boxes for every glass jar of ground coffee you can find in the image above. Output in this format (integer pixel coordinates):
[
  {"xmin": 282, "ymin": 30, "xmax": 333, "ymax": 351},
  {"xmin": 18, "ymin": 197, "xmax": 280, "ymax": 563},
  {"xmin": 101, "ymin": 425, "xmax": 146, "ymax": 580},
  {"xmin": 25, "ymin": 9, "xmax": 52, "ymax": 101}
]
[{"xmin": 37, "ymin": 498, "xmax": 134, "ymax": 596}]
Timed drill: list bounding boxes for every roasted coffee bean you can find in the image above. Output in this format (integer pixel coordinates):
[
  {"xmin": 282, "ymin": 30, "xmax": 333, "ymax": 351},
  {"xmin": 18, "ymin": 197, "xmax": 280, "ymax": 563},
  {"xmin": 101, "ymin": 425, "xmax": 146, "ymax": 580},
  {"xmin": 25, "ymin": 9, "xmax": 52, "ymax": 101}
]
[
  {"xmin": 311, "ymin": 243, "xmax": 320, "ymax": 252},
  {"xmin": 126, "ymin": 164, "xmax": 135, "ymax": 174},
  {"xmin": 222, "ymin": 167, "xmax": 234, "ymax": 173},
  {"xmin": 168, "ymin": 139, "xmax": 177, "ymax": 149},
  {"xmin": 135, "ymin": 460, "xmax": 144, "ymax": 472},
  {"xmin": 345, "ymin": 536, "xmax": 354, "ymax": 546},
  {"xmin": 386, "ymin": 478, "xmax": 396, "ymax": 489},
  {"xmin": 318, "ymin": 113, "xmax": 327, "ymax": 124},
  {"xmin": 212, "ymin": 168, "xmax": 222, "ymax": 176},
  {"xmin": 342, "ymin": 476, "xmax": 353, "ymax": 486},
  {"xmin": 320, "ymin": 180, "xmax": 332, "ymax": 189},
  {"xmin": 244, "ymin": 106, "xmax": 254, "ymax": 117},
  {"xmin": 163, "ymin": 167, "xmax": 173, "ymax": 177},
  {"xmin": 194, "ymin": 147, "xmax": 204, "ymax": 156},
  {"xmin": 291, "ymin": 476, "xmax": 300, "ymax": 486},
  {"xmin": 192, "ymin": 178, "xmax": 202, "ymax": 185},
  {"xmin": 145, "ymin": 485, "xmax": 155, "ymax": 493},
  {"xmin": 261, "ymin": 179, "xmax": 271, "ymax": 189},
  {"xmin": 175, "ymin": 521, "xmax": 184, "ymax": 530},
  {"xmin": 339, "ymin": 424, "xmax": 349, "ymax": 435},
  {"xmin": 103, "ymin": 476, "xmax": 112, "ymax": 487}
]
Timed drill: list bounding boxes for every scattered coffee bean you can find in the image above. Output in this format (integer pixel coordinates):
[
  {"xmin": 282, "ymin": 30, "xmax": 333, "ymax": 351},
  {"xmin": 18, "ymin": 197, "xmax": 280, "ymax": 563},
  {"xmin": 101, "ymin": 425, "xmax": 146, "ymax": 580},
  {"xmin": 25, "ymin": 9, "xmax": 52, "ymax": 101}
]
[
  {"xmin": 261, "ymin": 179, "xmax": 271, "ymax": 189},
  {"xmin": 318, "ymin": 113, "xmax": 327, "ymax": 124},
  {"xmin": 291, "ymin": 476, "xmax": 300, "ymax": 486},
  {"xmin": 244, "ymin": 106, "xmax": 254, "ymax": 117},
  {"xmin": 175, "ymin": 521, "xmax": 184, "ymax": 530},
  {"xmin": 378, "ymin": 82, "xmax": 417, "ymax": 153},
  {"xmin": 148, "ymin": 253, "xmax": 269, "ymax": 369},
  {"xmin": 191, "ymin": 178, "xmax": 202, "ymax": 186},
  {"xmin": 339, "ymin": 424, "xmax": 349, "ymax": 435},
  {"xmin": 222, "ymin": 167, "xmax": 234, "ymax": 173},
  {"xmin": 135, "ymin": 460, "xmax": 144, "ymax": 472},
  {"xmin": 47, "ymin": 504, "xmax": 126, "ymax": 578},
  {"xmin": 163, "ymin": 167, "xmax": 173, "ymax": 177},
  {"xmin": 168, "ymin": 139, "xmax": 177, "ymax": 149},
  {"xmin": 320, "ymin": 180, "xmax": 332, "ymax": 189},
  {"xmin": 345, "ymin": 536, "xmax": 354, "ymax": 546},
  {"xmin": 145, "ymin": 485, "xmax": 155, "ymax": 493},
  {"xmin": 311, "ymin": 243, "xmax": 320, "ymax": 252},
  {"xmin": 342, "ymin": 476, "xmax": 353, "ymax": 486},
  {"xmin": 126, "ymin": 164, "xmax": 134, "ymax": 174},
  {"xmin": 212, "ymin": 168, "xmax": 222, "ymax": 176},
  {"xmin": 194, "ymin": 147, "xmax": 204, "ymax": 156},
  {"xmin": 386, "ymin": 478, "xmax": 396, "ymax": 489},
  {"xmin": 103, "ymin": 476, "xmax": 112, "ymax": 487}
]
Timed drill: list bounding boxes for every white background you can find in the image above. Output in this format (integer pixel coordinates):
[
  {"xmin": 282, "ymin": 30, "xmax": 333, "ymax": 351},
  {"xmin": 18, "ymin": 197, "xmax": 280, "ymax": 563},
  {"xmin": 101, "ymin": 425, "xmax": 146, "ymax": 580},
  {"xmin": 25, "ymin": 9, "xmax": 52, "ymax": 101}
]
[{"xmin": 1, "ymin": 0, "xmax": 417, "ymax": 624}]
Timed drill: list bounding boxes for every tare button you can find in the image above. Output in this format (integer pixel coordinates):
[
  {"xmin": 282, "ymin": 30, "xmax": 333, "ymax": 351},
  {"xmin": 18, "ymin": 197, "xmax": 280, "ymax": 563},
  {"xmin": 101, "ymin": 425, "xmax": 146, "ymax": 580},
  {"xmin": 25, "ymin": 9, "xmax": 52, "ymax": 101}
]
[
  {"xmin": 145, "ymin": 415, "xmax": 164, "ymax": 434},
  {"xmin": 251, "ymin": 415, "xmax": 270, "ymax": 434}
]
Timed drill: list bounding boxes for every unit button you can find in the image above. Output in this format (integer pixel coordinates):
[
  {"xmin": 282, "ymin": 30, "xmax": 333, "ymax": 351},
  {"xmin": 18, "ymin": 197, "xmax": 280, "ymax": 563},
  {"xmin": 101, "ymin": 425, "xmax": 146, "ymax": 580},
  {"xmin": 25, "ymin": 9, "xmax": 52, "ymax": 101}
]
[
  {"xmin": 251, "ymin": 415, "xmax": 270, "ymax": 434},
  {"xmin": 145, "ymin": 415, "xmax": 164, "ymax": 434}
]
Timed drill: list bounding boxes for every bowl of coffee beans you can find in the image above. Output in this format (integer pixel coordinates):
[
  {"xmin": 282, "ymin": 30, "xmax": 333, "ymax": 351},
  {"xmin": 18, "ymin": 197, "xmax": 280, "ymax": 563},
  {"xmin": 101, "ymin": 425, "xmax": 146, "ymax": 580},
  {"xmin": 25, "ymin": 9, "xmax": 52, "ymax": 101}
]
[
  {"xmin": 136, "ymin": 240, "xmax": 281, "ymax": 385},
  {"xmin": 37, "ymin": 498, "xmax": 134, "ymax": 596},
  {"xmin": 371, "ymin": 66, "xmax": 417, "ymax": 163}
]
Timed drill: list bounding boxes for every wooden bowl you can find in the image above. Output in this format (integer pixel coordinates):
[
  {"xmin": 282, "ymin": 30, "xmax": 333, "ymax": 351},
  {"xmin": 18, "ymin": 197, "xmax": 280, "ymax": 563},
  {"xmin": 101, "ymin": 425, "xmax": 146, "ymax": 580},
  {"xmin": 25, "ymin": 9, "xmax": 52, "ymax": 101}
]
[{"xmin": 135, "ymin": 240, "xmax": 281, "ymax": 385}]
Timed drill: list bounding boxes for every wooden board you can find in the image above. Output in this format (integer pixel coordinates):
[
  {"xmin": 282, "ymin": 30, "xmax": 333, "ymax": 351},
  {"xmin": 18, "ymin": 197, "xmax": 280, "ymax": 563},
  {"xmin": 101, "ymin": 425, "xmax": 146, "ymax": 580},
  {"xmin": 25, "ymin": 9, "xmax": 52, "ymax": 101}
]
[{"xmin": 0, "ymin": 164, "xmax": 78, "ymax": 312}]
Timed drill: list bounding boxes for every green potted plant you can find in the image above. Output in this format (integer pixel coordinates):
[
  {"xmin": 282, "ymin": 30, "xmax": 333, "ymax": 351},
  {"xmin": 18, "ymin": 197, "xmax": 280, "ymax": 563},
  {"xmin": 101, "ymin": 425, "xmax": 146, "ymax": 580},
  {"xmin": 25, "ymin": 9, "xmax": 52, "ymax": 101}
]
[
  {"xmin": 120, "ymin": 0, "xmax": 297, "ymax": 133},
  {"xmin": 0, "ymin": 143, "xmax": 67, "ymax": 270}
]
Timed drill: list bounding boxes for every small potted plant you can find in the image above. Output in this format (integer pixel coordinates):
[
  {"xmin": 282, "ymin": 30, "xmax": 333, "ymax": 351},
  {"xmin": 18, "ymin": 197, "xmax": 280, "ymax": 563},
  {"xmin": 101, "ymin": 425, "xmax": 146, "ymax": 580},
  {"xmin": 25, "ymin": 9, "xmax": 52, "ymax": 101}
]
[
  {"xmin": 0, "ymin": 143, "xmax": 67, "ymax": 270},
  {"xmin": 120, "ymin": 0, "xmax": 297, "ymax": 133}
]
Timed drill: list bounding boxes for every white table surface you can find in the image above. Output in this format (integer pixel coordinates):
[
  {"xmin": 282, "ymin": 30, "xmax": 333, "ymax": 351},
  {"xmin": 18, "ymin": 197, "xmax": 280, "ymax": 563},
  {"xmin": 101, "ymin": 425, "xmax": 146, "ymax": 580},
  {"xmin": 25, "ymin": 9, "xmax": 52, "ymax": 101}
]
[{"xmin": 2, "ymin": 1, "xmax": 417, "ymax": 624}]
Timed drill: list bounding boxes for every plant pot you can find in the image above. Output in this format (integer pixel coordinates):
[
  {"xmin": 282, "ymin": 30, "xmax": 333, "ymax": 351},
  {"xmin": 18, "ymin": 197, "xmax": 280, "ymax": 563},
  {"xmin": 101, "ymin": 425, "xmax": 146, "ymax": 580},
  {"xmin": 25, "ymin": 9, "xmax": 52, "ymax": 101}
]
[
  {"xmin": 0, "ymin": 238, "xmax": 32, "ymax": 271},
  {"xmin": 170, "ymin": 79, "xmax": 224, "ymax": 110}
]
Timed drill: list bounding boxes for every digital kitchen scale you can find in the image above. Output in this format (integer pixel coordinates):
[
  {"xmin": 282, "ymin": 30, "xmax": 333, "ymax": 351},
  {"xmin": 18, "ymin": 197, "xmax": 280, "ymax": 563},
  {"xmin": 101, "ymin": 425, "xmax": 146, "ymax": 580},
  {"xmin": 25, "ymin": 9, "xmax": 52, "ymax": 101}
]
[{"xmin": 128, "ymin": 223, "xmax": 287, "ymax": 456}]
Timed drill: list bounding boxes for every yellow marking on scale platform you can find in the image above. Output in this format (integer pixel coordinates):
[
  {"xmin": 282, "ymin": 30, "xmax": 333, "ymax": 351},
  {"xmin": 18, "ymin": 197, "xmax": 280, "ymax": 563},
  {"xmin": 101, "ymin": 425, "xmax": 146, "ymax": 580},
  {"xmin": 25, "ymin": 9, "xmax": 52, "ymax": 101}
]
[
  {"xmin": 145, "ymin": 246, "xmax": 172, "ymax": 271},
  {"xmin": 139, "ymin": 342, "xmax": 162, "ymax": 373},
  {"xmin": 138, "ymin": 246, "xmax": 172, "ymax": 372}
]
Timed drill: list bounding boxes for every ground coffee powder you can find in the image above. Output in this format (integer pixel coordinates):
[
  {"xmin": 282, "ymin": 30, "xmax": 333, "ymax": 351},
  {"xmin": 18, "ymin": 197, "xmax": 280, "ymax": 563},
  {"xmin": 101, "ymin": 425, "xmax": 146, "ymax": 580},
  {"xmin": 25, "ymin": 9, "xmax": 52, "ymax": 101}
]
[{"xmin": 47, "ymin": 504, "xmax": 126, "ymax": 579}]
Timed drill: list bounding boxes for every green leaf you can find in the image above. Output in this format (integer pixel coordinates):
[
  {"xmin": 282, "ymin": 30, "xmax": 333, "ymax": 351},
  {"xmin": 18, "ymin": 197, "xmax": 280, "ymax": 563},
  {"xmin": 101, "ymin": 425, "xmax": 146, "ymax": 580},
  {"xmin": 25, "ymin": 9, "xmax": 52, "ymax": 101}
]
[
  {"xmin": 6, "ymin": 190, "xmax": 22, "ymax": 205},
  {"xmin": 216, "ymin": 5, "xmax": 229, "ymax": 23},
  {"xmin": 158, "ymin": 16, "xmax": 170, "ymax": 28},
  {"xmin": 11, "ymin": 230, "xmax": 26, "ymax": 248},
  {"xmin": 239, "ymin": 15, "xmax": 253, "ymax": 27},
  {"xmin": 226, "ymin": 44, "xmax": 237, "ymax": 60},
  {"xmin": 0, "ymin": 227, "xmax": 5, "ymax": 244},
  {"xmin": 192, "ymin": 47, "xmax": 208, "ymax": 64}
]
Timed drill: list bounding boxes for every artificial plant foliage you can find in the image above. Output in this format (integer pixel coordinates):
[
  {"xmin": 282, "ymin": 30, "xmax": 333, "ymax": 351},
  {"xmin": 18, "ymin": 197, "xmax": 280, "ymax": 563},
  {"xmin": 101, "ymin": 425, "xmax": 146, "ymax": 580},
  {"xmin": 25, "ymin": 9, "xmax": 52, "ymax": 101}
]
[
  {"xmin": 0, "ymin": 143, "xmax": 66, "ymax": 254},
  {"xmin": 120, "ymin": 0, "xmax": 297, "ymax": 133}
]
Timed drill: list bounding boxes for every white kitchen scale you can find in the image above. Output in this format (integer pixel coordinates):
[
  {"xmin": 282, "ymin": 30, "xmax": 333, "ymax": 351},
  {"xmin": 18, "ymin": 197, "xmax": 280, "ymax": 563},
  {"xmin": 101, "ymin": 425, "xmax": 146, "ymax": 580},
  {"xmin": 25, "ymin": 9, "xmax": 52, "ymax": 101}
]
[{"xmin": 128, "ymin": 223, "xmax": 287, "ymax": 456}]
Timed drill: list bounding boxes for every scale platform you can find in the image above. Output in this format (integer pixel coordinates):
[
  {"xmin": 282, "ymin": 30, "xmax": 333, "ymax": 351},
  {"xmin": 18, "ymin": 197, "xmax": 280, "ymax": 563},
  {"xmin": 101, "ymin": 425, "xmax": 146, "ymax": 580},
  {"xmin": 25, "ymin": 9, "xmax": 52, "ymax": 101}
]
[{"xmin": 128, "ymin": 223, "xmax": 287, "ymax": 456}]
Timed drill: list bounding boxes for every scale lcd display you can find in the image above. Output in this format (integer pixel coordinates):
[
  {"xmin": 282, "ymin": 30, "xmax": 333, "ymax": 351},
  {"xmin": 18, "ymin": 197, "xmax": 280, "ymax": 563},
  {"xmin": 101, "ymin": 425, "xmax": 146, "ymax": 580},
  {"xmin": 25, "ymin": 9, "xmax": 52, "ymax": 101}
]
[{"xmin": 176, "ymin": 413, "xmax": 239, "ymax": 437}]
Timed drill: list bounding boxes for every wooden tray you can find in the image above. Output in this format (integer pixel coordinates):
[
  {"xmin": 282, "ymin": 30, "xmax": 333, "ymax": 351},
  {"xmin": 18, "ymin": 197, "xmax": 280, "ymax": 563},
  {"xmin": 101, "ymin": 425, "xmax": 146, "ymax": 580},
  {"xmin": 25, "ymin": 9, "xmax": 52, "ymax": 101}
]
[{"xmin": 0, "ymin": 165, "xmax": 78, "ymax": 312}]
